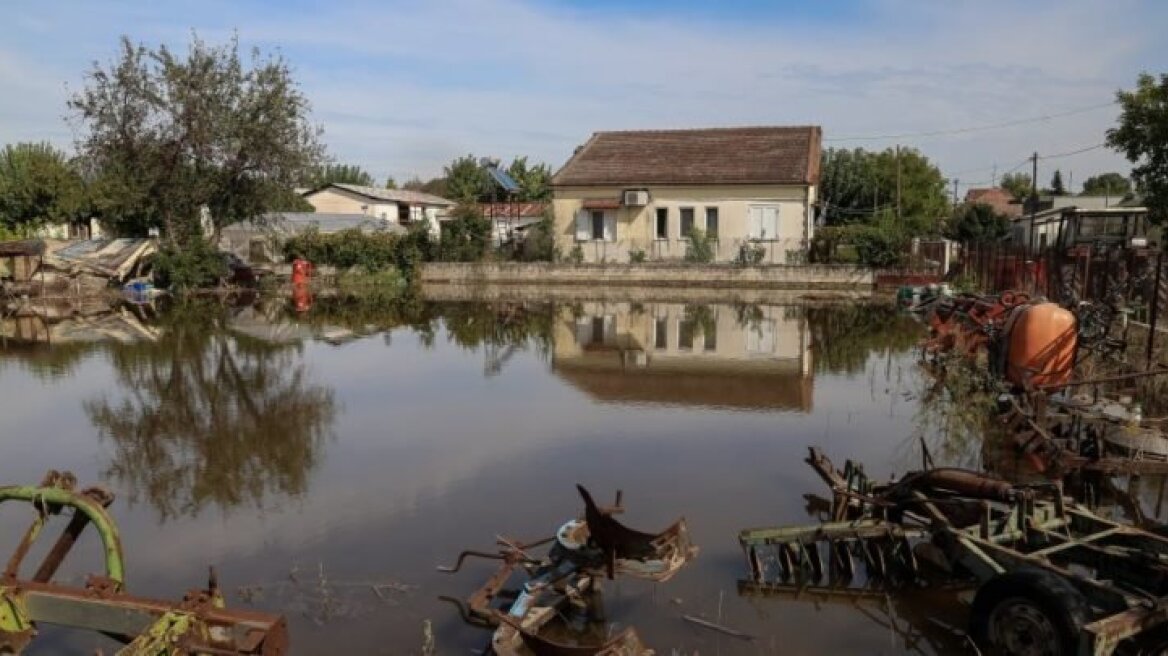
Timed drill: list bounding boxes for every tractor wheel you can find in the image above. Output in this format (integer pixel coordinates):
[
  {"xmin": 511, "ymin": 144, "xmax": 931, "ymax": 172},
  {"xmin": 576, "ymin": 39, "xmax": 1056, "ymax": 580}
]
[{"xmin": 969, "ymin": 567, "xmax": 1090, "ymax": 656}]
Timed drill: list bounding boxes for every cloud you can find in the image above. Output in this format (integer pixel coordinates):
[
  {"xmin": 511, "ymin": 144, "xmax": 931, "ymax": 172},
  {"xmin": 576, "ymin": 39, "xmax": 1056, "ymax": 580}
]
[{"xmin": 0, "ymin": 0, "xmax": 1163, "ymax": 189}]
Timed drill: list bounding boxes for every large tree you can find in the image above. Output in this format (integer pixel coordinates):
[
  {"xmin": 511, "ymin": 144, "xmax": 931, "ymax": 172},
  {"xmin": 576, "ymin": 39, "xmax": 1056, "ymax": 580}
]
[
  {"xmin": 1048, "ymin": 170, "xmax": 1067, "ymax": 195},
  {"xmin": 819, "ymin": 146, "xmax": 948, "ymax": 234},
  {"xmin": 1107, "ymin": 72, "xmax": 1168, "ymax": 223},
  {"xmin": 999, "ymin": 172, "xmax": 1033, "ymax": 201},
  {"xmin": 301, "ymin": 163, "xmax": 374, "ymax": 188},
  {"xmin": 444, "ymin": 154, "xmax": 490, "ymax": 204},
  {"xmin": 1080, "ymin": 172, "xmax": 1132, "ymax": 197},
  {"xmin": 506, "ymin": 156, "xmax": 552, "ymax": 201},
  {"xmin": 69, "ymin": 35, "xmax": 325, "ymax": 242},
  {"xmin": 0, "ymin": 142, "xmax": 85, "ymax": 233}
]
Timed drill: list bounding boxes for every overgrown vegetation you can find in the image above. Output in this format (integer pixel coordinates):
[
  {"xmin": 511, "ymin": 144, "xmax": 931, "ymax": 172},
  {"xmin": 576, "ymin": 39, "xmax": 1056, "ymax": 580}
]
[
  {"xmin": 152, "ymin": 239, "xmax": 228, "ymax": 290},
  {"xmin": 283, "ymin": 222, "xmax": 435, "ymax": 279},
  {"xmin": 684, "ymin": 228, "xmax": 715, "ymax": 263}
]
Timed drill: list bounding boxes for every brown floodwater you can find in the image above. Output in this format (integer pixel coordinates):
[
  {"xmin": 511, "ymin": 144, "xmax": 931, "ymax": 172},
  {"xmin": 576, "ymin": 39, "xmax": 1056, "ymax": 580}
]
[{"xmin": 0, "ymin": 293, "xmax": 999, "ymax": 654}]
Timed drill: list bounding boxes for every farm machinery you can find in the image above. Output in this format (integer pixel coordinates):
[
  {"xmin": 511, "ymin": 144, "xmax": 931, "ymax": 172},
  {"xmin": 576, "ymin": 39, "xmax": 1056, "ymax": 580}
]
[
  {"xmin": 439, "ymin": 485, "xmax": 697, "ymax": 656},
  {"xmin": 739, "ymin": 448, "xmax": 1168, "ymax": 655},
  {"xmin": 0, "ymin": 471, "xmax": 286, "ymax": 655}
]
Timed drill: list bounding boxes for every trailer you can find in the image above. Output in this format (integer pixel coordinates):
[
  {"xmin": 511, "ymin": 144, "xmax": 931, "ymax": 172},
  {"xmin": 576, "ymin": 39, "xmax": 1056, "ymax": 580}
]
[{"xmin": 739, "ymin": 448, "xmax": 1168, "ymax": 655}]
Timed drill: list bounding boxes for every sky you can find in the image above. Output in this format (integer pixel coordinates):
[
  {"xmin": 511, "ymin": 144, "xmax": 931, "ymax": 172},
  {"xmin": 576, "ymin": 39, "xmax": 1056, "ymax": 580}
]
[{"xmin": 1, "ymin": 0, "xmax": 1166, "ymax": 194}]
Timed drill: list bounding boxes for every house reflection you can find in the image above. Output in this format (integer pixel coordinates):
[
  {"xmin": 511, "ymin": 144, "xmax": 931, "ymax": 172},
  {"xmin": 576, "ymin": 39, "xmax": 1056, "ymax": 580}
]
[{"xmin": 552, "ymin": 302, "xmax": 813, "ymax": 411}]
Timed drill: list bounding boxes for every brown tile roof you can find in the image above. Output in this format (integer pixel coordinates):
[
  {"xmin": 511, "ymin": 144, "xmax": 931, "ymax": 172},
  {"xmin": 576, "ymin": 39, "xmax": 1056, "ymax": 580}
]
[
  {"xmin": 552, "ymin": 126, "xmax": 822, "ymax": 187},
  {"xmin": 964, "ymin": 187, "xmax": 1023, "ymax": 218}
]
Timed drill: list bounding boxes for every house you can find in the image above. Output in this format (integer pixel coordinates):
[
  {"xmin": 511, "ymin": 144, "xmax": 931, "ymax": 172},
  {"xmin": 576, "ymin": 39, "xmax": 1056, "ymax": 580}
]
[
  {"xmin": 551, "ymin": 126, "xmax": 821, "ymax": 264},
  {"xmin": 301, "ymin": 183, "xmax": 455, "ymax": 235},
  {"xmin": 219, "ymin": 212, "xmax": 404, "ymax": 264},
  {"xmin": 35, "ymin": 218, "xmax": 105, "ymax": 241},
  {"xmin": 964, "ymin": 188, "xmax": 1023, "ymax": 219},
  {"xmin": 552, "ymin": 301, "xmax": 813, "ymax": 411}
]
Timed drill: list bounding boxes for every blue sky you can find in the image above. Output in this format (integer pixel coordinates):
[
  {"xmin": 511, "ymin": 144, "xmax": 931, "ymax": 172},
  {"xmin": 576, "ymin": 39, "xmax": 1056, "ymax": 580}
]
[{"xmin": 2, "ymin": 0, "xmax": 1166, "ymax": 191}]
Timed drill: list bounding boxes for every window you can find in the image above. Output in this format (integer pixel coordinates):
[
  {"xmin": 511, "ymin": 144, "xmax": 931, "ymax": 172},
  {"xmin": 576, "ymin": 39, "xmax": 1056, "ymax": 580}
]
[
  {"xmin": 678, "ymin": 319, "xmax": 695, "ymax": 350},
  {"xmin": 703, "ymin": 322, "xmax": 717, "ymax": 352},
  {"xmin": 746, "ymin": 319, "xmax": 777, "ymax": 354},
  {"xmin": 654, "ymin": 317, "xmax": 668, "ymax": 349},
  {"xmin": 749, "ymin": 206, "xmax": 779, "ymax": 240},
  {"xmin": 705, "ymin": 207, "xmax": 719, "ymax": 238},
  {"xmin": 398, "ymin": 204, "xmax": 410, "ymax": 223},
  {"xmin": 576, "ymin": 210, "xmax": 615, "ymax": 241},
  {"xmin": 591, "ymin": 316, "xmax": 606, "ymax": 344},
  {"xmin": 680, "ymin": 208, "xmax": 695, "ymax": 237},
  {"xmin": 655, "ymin": 208, "xmax": 668, "ymax": 239}
]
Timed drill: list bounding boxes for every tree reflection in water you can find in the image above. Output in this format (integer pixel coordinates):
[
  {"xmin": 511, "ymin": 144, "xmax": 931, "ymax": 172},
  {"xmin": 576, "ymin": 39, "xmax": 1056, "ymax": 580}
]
[{"xmin": 85, "ymin": 300, "xmax": 336, "ymax": 520}]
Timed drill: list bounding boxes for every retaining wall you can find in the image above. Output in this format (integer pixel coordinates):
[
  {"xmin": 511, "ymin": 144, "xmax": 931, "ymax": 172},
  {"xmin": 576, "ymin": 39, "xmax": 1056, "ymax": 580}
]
[{"xmin": 420, "ymin": 262, "xmax": 873, "ymax": 290}]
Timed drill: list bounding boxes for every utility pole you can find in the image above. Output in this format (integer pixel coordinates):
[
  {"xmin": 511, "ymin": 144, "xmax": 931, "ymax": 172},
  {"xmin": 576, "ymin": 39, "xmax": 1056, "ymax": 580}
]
[
  {"xmin": 952, "ymin": 178, "xmax": 959, "ymax": 206},
  {"xmin": 1028, "ymin": 152, "xmax": 1039, "ymax": 255},
  {"xmin": 895, "ymin": 144, "xmax": 902, "ymax": 222}
]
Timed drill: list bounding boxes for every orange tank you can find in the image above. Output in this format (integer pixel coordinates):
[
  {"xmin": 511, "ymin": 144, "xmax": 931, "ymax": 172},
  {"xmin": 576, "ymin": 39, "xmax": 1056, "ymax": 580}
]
[{"xmin": 1004, "ymin": 302, "xmax": 1077, "ymax": 388}]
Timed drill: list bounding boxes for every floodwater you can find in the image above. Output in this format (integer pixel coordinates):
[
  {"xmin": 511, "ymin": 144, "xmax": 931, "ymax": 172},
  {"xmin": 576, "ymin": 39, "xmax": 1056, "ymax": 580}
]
[{"xmin": 0, "ymin": 291, "xmax": 996, "ymax": 654}]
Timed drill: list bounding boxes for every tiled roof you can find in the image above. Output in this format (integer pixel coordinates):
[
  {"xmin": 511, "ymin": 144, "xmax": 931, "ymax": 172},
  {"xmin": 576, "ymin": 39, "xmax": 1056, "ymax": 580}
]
[
  {"xmin": 479, "ymin": 202, "xmax": 548, "ymax": 218},
  {"xmin": 965, "ymin": 188, "xmax": 1023, "ymax": 218},
  {"xmin": 552, "ymin": 126, "xmax": 822, "ymax": 187},
  {"xmin": 310, "ymin": 183, "xmax": 455, "ymax": 206}
]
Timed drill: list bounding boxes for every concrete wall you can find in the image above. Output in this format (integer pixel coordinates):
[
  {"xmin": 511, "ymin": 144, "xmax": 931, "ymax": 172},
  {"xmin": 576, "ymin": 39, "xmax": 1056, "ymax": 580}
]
[
  {"xmin": 420, "ymin": 262, "xmax": 872, "ymax": 290},
  {"xmin": 552, "ymin": 183, "xmax": 816, "ymax": 264}
]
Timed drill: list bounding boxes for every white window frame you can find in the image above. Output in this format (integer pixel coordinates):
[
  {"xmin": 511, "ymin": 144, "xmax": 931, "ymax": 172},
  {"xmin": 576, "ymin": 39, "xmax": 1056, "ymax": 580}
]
[
  {"xmin": 748, "ymin": 205, "xmax": 780, "ymax": 241},
  {"xmin": 575, "ymin": 209, "xmax": 616, "ymax": 242}
]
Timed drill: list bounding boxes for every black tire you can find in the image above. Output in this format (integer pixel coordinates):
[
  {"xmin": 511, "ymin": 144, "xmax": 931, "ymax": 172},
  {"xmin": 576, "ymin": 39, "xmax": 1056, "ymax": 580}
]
[{"xmin": 970, "ymin": 567, "xmax": 1091, "ymax": 656}]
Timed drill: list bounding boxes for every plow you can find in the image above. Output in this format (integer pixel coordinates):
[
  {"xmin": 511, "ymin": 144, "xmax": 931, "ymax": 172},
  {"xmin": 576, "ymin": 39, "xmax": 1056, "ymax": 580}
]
[
  {"xmin": 438, "ymin": 485, "xmax": 697, "ymax": 656},
  {"xmin": 740, "ymin": 448, "xmax": 1168, "ymax": 655},
  {"xmin": 0, "ymin": 471, "xmax": 286, "ymax": 655}
]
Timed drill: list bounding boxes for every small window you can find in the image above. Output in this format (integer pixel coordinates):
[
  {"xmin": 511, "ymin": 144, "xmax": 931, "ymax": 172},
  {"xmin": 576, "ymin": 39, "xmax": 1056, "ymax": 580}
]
[
  {"xmin": 591, "ymin": 211, "xmax": 605, "ymax": 240},
  {"xmin": 398, "ymin": 204, "xmax": 410, "ymax": 222},
  {"xmin": 680, "ymin": 208, "xmax": 695, "ymax": 237},
  {"xmin": 654, "ymin": 317, "xmax": 668, "ymax": 349},
  {"xmin": 591, "ymin": 316, "xmax": 606, "ymax": 344},
  {"xmin": 655, "ymin": 208, "xmax": 668, "ymax": 239},
  {"xmin": 705, "ymin": 207, "xmax": 719, "ymax": 238},
  {"xmin": 678, "ymin": 319, "xmax": 695, "ymax": 350}
]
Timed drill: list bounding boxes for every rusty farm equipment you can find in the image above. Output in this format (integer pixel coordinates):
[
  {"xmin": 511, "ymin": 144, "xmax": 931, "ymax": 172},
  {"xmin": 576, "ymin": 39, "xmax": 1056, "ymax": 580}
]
[
  {"xmin": 739, "ymin": 448, "xmax": 1168, "ymax": 655},
  {"xmin": 439, "ymin": 485, "xmax": 697, "ymax": 656},
  {"xmin": 0, "ymin": 471, "xmax": 287, "ymax": 655}
]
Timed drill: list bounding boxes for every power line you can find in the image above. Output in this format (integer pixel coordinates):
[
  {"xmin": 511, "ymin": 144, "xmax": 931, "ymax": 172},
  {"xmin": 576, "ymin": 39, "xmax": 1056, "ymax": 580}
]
[
  {"xmin": 1039, "ymin": 143, "xmax": 1106, "ymax": 160},
  {"xmin": 825, "ymin": 101, "xmax": 1116, "ymax": 143}
]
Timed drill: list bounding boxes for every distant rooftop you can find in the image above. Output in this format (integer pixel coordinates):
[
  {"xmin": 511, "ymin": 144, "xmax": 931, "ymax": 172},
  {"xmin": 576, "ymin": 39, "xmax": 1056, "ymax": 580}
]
[
  {"xmin": 307, "ymin": 183, "xmax": 455, "ymax": 207},
  {"xmin": 221, "ymin": 213, "xmax": 406, "ymax": 235}
]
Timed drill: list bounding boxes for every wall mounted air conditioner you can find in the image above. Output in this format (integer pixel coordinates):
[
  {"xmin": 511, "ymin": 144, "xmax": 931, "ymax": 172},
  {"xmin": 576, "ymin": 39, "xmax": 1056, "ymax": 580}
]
[{"xmin": 623, "ymin": 190, "xmax": 650, "ymax": 206}]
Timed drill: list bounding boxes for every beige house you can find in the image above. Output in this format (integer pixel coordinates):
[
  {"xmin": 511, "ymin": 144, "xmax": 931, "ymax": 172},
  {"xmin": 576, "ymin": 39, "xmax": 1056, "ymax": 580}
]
[
  {"xmin": 552, "ymin": 301, "xmax": 813, "ymax": 411},
  {"xmin": 302, "ymin": 183, "xmax": 455, "ymax": 234},
  {"xmin": 551, "ymin": 126, "xmax": 821, "ymax": 264}
]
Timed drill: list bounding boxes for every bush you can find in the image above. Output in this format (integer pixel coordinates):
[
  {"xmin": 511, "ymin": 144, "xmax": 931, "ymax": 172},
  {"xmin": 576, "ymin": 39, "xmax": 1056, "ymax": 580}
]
[
  {"xmin": 737, "ymin": 242, "xmax": 766, "ymax": 266},
  {"xmin": 851, "ymin": 224, "xmax": 909, "ymax": 268},
  {"xmin": 152, "ymin": 239, "xmax": 228, "ymax": 290},
  {"xmin": 568, "ymin": 244, "xmax": 584, "ymax": 264},
  {"xmin": 684, "ymin": 228, "xmax": 715, "ymax": 263},
  {"xmin": 629, "ymin": 249, "xmax": 647, "ymax": 263},
  {"xmin": 439, "ymin": 204, "xmax": 492, "ymax": 262},
  {"xmin": 516, "ymin": 214, "xmax": 556, "ymax": 262}
]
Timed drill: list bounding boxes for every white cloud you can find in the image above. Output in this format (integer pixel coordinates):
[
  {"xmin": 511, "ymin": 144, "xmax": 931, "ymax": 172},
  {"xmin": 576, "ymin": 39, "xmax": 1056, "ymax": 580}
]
[{"xmin": 0, "ymin": 0, "xmax": 1162, "ymax": 189}]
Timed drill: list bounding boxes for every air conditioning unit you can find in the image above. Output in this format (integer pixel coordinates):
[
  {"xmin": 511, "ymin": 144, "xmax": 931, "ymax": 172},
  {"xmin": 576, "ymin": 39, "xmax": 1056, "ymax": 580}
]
[{"xmin": 623, "ymin": 190, "xmax": 649, "ymax": 206}]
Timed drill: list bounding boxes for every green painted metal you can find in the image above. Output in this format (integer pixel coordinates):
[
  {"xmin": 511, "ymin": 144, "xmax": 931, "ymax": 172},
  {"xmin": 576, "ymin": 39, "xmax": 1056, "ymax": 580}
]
[
  {"xmin": 0, "ymin": 484, "xmax": 125, "ymax": 586},
  {"xmin": 116, "ymin": 610, "xmax": 196, "ymax": 655}
]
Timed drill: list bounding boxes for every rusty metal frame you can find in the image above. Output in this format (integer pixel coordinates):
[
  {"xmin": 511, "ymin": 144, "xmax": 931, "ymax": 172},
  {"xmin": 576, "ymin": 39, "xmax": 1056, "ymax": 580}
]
[{"xmin": 0, "ymin": 471, "xmax": 288, "ymax": 655}]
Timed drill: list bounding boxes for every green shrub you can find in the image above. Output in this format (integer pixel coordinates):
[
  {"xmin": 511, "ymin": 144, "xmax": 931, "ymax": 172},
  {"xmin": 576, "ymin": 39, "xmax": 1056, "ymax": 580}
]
[
  {"xmin": 439, "ymin": 204, "xmax": 492, "ymax": 262},
  {"xmin": 851, "ymin": 224, "xmax": 909, "ymax": 268},
  {"xmin": 568, "ymin": 244, "xmax": 584, "ymax": 264},
  {"xmin": 283, "ymin": 224, "xmax": 436, "ymax": 278},
  {"xmin": 629, "ymin": 249, "xmax": 647, "ymax": 263},
  {"xmin": 737, "ymin": 242, "xmax": 766, "ymax": 266},
  {"xmin": 152, "ymin": 239, "xmax": 228, "ymax": 290},
  {"xmin": 684, "ymin": 228, "xmax": 715, "ymax": 263}
]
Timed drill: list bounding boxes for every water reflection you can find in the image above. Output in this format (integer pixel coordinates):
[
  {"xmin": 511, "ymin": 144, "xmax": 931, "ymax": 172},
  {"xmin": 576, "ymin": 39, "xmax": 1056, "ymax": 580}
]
[
  {"xmin": 552, "ymin": 301, "xmax": 814, "ymax": 411},
  {"xmin": 80, "ymin": 300, "xmax": 337, "ymax": 520}
]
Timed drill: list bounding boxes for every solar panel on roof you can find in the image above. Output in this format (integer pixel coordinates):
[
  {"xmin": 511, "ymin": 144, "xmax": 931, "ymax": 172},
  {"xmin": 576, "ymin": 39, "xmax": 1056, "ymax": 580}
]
[{"xmin": 486, "ymin": 166, "xmax": 522, "ymax": 193}]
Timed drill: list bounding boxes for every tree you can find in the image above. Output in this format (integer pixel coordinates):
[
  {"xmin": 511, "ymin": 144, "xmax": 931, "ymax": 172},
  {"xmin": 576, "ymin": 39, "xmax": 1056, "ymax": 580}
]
[
  {"xmin": 403, "ymin": 175, "xmax": 449, "ymax": 198},
  {"xmin": 1049, "ymin": 170, "xmax": 1067, "ymax": 195},
  {"xmin": 1080, "ymin": 172, "xmax": 1132, "ymax": 197},
  {"xmin": 944, "ymin": 202, "xmax": 1011, "ymax": 243},
  {"xmin": 438, "ymin": 204, "xmax": 491, "ymax": 261},
  {"xmin": 1107, "ymin": 72, "xmax": 1168, "ymax": 223},
  {"xmin": 999, "ymin": 172, "xmax": 1033, "ymax": 201},
  {"xmin": 819, "ymin": 147, "xmax": 948, "ymax": 235},
  {"xmin": 69, "ymin": 35, "xmax": 325, "ymax": 244},
  {"xmin": 301, "ymin": 164, "xmax": 374, "ymax": 188},
  {"xmin": 0, "ymin": 142, "xmax": 85, "ymax": 233},
  {"xmin": 444, "ymin": 155, "xmax": 490, "ymax": 204},
  {"xmin": 384, "ymin": 177, "xmax": 397, "ymax": 190},
  {"xmin": 506, "ymin": 156, "xmax": 552, "ymax": 201}
]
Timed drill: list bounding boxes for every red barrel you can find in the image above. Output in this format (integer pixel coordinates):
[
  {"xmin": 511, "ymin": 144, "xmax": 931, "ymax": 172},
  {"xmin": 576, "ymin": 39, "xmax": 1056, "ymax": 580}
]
[{"xmin": 291, "ymin": 258, "xmax": 312, "ymax": 285}]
